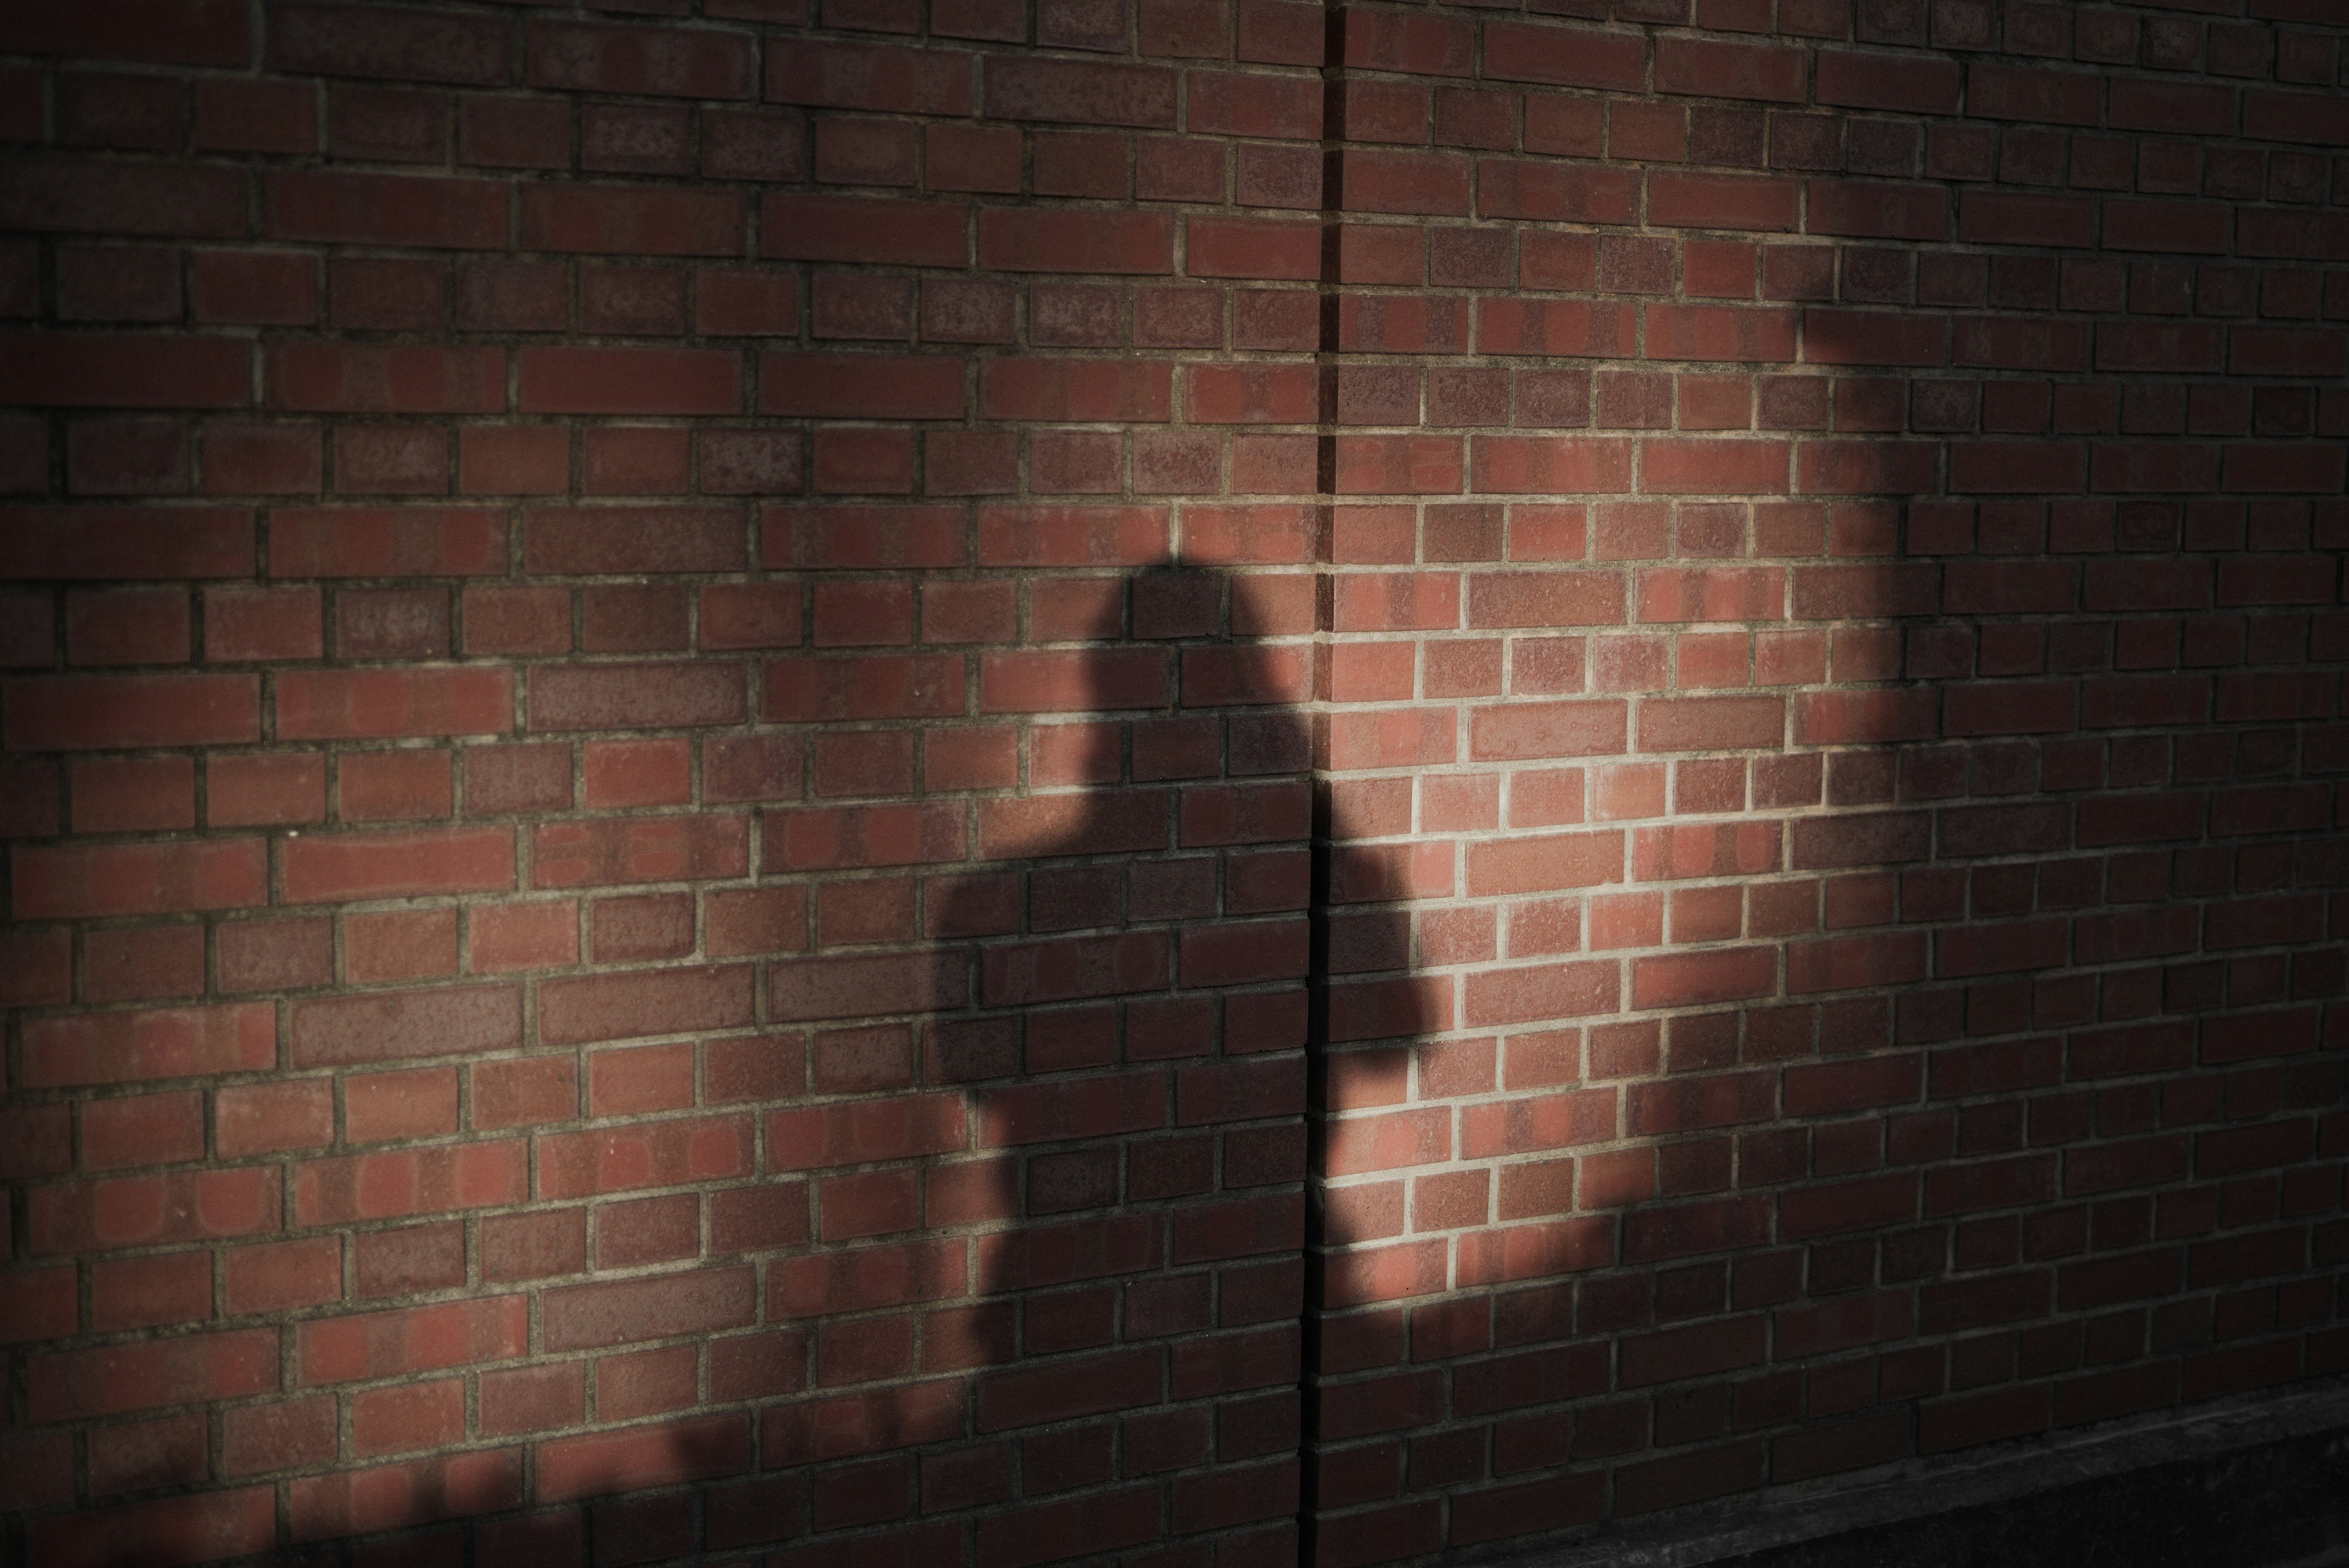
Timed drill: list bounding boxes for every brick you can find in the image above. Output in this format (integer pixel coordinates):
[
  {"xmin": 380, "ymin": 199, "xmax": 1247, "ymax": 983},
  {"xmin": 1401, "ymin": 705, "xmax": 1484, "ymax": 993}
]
[
  {"xmin": 1969, "ymin": 64, "xmax": 2101, "ymax": 126},
  {"xmin": 6, "ymin": 0, "xmax": 250, "ymax": 67},
  {"xmin": 1480, "ymin": 162, "xmax": 1641, "ymax": 226},
  {"xmin": 530, "ymin": 661, "xmax": 747, "ymax": 729},
  {"xmin": 1959, "ymin": 191, "xmax": 2097, "ymax": 249},
  {"xmin": 1, "ymin": 508, "xmax": 252, "ymax": 579},
  {"xmin": 540, "ymin": 965, "xmax": 756, "ymax": 1045},
  {"xmin": 268, "ymin": 345, "xmax": 503, "ymax": 414},
  {"xmin": 982, "ymin": 359, "xmax": 1173, "ymax": 422},
  {"xmin": 543, "ymin": 1269, "xmax": 755, "ymax": 1352},
  {"xmin": 281, "ymin": 826, "xmax": 515, "ymax": 904},
  {"xmin": 288, "ymin": 1450, "xmax": 522, "ymax": 1540},
  {"xmin": 267, "ymin": 508, "xmax": 503, "ymax": 576},
  {"xmin": 978, "ymin": 210, "xmax": 1174, "ymax": 274},
  {"xmin": 1484, "ymin": 22, "xmax": 1646, "ymax": 91},
  {"xmin": 267, "ymin": 170, "xmax": 506, "ymax": 250},
  {"xmin": 521, "ymin": 185, "xmax": 743, "ymax": 257},
  {"xmin": 294, "ymin": 1140, "xmax": 529, "ymax": 1227},
  {"xmin": 29, "ymin": 1328, "xmax": 276, "ymax": 1421},
  {"xmin": 544, "ymin": 1113, "xmax": 750, "ymax": 1197},
  {"xmin": 340, "ymin": 750, "xmax": 452, "ymax": 822},
  {"xmin": 1191, "ymin": 73, "xmax": 1319, "ymax": 144},
  {"xmin": 522, "ymin": 507, "xmax": 746, "ymax": 574},
  {"xmin": 25, "ymin": 1002, "xmax": 273, "ymax": 1088},
  {"xmin": 766, "ymin": 40, "xmax": 974, "ymax": 116},
  {"xmin": 188, "ymin": 251, "xmax": 316, "ymax": 327},
  {"xmin": 26, "ymin": 1490, "xmax": 276, "ymax": 1568},
  {"xmin": 13, "ymin": 839, "xmax": 267, "ymax": 921},
  {"xmin": 1, "ymin": 333, "xmax": 249, "ymax": 409},
  {"xmin": 760, "ymin": 353, "xmax": 963, "ymax": 419},
  {"xmin": 763, "ymin": 193, "xmax": 967, "ymax": 267},
  {"xmin": 294, "ymin": 1296, "xmax": 525, "ymax": 1386},
  {"xmin": 532, "ymin": 815, "xmax": 748, "ymax": 888},
  {"xmin": 519, "ymin": 347, "xmax": 740, "ymax": 415},
  {"xmin": 8, "ymin": 672, "xmax": 258, "ymax": 750},
  {"xmin": 66, "ymin": 421, "xmax": 193, "ymax": 498},
  {"xmin": 31, "ymin": 1165, "xmax": 279, "ymax": 1257},
  {"xmin": 528, "ymin": 20, "xmax": 752, "ymax": 98},
  {"xmin": 275, "ymin": 669, "xmax": 510, "ymax": 740},
  {"xmin": 1656, "ymin": 37, "xmax": 1806, "ymax": 103},
  {"xmin": 1808, "ymin": 182, "xmax": 1951, "ymax": 243},
  {"xmin": 984, "ymin": 57, "xmax": 1175, "ymax": 127},
  {"xmin": 292, "ymin": 983, "xmax": 521, "ymax": 1067},
  {"xmin": 207, "ymin": 585, "xmax": 323, "ymax": 661},
  {"xmin": 1, "ymin": 156, "xmax": 248, "ymax": 239},
  {"xmin": 0, "ymin": 1266, "xmax": 77, "ymax": 1345},
  {"xmin": 87, "ymin": 749, "xmax": 216, "ymax": 828},
  {"xmin": 265, "ymin": 3, "xmax": 503, "ymax": 82}
]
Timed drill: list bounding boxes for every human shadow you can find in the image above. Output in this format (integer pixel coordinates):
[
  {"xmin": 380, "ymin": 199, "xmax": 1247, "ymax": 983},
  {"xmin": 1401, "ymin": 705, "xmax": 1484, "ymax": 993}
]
[{"xmin": 742, "ymin": 557, "xmax": 1330, "ymax": 1564}]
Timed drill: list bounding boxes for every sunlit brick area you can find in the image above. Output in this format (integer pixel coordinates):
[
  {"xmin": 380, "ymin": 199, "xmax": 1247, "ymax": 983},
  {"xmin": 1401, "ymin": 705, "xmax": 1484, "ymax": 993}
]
[{"xmin": 2, "ymin": 2, "xmax": 2346, "ymax": 1566}]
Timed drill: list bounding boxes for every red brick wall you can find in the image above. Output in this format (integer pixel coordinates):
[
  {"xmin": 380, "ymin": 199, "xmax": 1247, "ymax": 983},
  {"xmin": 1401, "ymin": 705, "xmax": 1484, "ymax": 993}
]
[{"xmin": 2, "ymin": 2, "xmax": 2345, "ymax": 1566}]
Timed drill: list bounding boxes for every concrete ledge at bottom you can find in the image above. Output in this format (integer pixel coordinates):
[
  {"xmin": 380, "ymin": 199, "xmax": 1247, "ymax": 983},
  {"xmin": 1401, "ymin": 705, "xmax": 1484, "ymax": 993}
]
[{"xmin": 1461, "ymin": 1375, "xmax": 2349, "ymax": 1568}]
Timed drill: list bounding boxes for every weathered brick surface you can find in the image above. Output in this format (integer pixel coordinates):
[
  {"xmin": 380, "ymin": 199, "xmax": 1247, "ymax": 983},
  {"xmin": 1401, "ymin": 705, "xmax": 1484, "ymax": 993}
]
[{"xmin": 2, "ymin": 2, "xmax": 2347, "ymax": 1567}]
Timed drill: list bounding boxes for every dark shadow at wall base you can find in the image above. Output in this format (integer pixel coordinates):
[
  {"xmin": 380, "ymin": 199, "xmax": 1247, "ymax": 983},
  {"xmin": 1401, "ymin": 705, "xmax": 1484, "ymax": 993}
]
[
  {"xmin": 1713, "ymin": 1429, "xmax": 2349, "ymax": 1568},
  {"xmin": 1456, "ymin": 1375, "xmax": 2349, "ymax": 1568}
]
